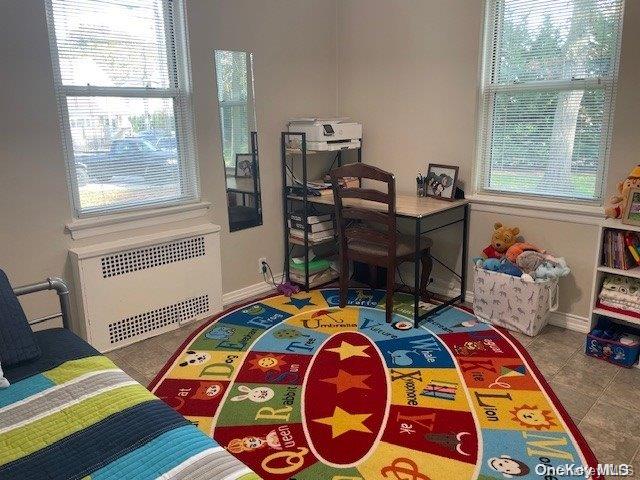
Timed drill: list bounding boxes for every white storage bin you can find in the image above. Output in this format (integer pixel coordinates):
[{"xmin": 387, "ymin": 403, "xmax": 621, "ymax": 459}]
[{"xmin": 472, "ymin": 266, "xmax": 559, "ymax": 336}]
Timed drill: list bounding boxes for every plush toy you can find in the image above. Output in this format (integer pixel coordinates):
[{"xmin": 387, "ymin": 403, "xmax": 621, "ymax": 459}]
[
  {"xmin": 497, "ymin": 259, "xmax": 523, "ymax": 277},
  {"xmin": 534, "ymin": 257, "xmax": 570, "ymax": 281},
  {"xmin": 483, "ymin": 223, "xmax": 520, "ymax": 259},
  {"xmin": 475, "ymin": 257, "xmax": 502, "ymax": 271},
  {"xmin": 505, "ymin": 242, "xmax": 544, "ymax": 263},
  {"xmin": 516, "ymin": 250, "xmax": 547, "ymax": 274},
  {"xmin": 605, "ymin": 165, "xmax": 640, "ymax": 218}
]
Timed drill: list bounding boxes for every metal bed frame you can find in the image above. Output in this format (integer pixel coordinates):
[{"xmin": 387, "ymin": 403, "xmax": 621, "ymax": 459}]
[{"xmin": 13, "ymin": 277, "xmax": 71, "ymax": 329}]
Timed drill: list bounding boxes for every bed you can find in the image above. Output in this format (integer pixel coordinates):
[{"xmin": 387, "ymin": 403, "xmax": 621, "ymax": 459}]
[{"xmin": 0, "ymin": 274, "xmax": 251, "ymax": 480}]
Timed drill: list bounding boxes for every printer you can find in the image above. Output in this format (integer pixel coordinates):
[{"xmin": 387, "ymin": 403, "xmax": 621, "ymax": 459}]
[{"xmin": 287, "ymin": 117, "xmax": 362, "ymax": 151}]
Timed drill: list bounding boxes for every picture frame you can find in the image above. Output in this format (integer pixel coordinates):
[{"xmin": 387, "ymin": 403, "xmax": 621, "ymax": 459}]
[
  {"xmin": 622, "ymin": 187, "xmax": 640, "ymax": 226},
  {"xmin": 235, "ymin": 153, "xmax": 255, "ymax": 178},
  {"xmin": 425, "ymin": 163, "xmax": 459, "ymax": 201}
]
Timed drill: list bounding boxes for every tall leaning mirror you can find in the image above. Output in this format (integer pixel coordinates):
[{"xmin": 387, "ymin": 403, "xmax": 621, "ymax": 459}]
[{"xmin": 214, "ymin": 50, "xmax": 262, "ymax": 231}]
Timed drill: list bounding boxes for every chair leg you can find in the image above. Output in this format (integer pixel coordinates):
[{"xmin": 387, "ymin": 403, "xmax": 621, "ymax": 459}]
[
  {"xmin": 368, "ymin": 264, "xmax": 377, "ymax": 289},
  {"xmin": 386, "ymin": 262, "xmax": 395, "ymax": 323},
  {"xmin": 339, "ymin": 253, "xmax": 349, "ymax": 308},
  {"xmin": 420, "ymin": 249, "xmax": 433, "ymax": 301}
]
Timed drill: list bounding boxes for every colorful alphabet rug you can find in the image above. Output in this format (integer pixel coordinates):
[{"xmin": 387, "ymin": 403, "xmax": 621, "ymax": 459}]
[{"xmin": 150, "ymin": 289, "xmax": 600, "ymax": 480}]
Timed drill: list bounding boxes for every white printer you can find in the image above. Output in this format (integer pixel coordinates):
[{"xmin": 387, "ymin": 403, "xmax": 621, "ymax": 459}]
[{"xmin": 287, "ymin": 117, "xmax": 362, "ymax": 151}]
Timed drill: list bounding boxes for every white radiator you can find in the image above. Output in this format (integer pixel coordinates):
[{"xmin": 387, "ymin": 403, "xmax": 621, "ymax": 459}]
[{"xmin": 68, "ymin": 224, "xmax": 223, "ymax": 352}]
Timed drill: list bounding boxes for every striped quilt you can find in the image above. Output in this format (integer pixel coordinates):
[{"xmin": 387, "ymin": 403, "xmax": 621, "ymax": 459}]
[{"xmin": 0, "ymin": 354, "xmax": 253, "ymax": 480}]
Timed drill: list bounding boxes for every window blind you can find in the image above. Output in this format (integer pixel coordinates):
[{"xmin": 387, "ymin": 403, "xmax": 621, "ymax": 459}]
[
  {"xmin": 46, "ymin": 0, "xmax": 199, "ymax": 216},
  {"xmin": 476, "ymin": 0, "xmax": 625, "ymax": 203}
]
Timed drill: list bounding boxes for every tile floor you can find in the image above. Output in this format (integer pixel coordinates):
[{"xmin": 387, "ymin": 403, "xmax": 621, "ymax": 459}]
[{"xmin": 105, "ymin": 298, "xmax": 640, "ymax": 471}]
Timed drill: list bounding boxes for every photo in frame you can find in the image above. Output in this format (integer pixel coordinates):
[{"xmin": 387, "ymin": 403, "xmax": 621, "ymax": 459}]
[
  {"xmin": 235, "ymin": 153, "xmax": 255, "ymax": 178},
  {"xmin": 622, "ymin": 187, "xmax": 640, "ymax": 226},
  {"xmin": 425, "ymin": 163, "xmax": 459, "ymax": 200}
]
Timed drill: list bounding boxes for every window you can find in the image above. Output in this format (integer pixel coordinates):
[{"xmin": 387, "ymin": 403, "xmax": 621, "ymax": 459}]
[
  {"xmin": 476, "ymin": 0, "xmax": 624, "ymax": 203},
  {"xmin": 46, "ymin": 0, "xmax": 199, "ymax": 216}
]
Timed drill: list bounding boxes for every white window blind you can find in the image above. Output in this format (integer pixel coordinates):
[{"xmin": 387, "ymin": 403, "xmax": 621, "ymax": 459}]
[
  {"xmin": 46, "ymin": 0, "xmax": 199, "ymax": 216},
  {"xmin": 476, "ymin": 0, "xmax": 624, "ymax": 203}
]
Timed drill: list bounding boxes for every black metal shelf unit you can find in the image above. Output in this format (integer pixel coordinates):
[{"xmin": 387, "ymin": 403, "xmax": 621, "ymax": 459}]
[{"xmin": 281, "ymin": 132, "xmax": 362, "ymax": 291}]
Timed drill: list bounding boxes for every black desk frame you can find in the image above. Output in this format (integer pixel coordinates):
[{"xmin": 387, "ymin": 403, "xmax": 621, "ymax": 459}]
[{"xmin": 409, "ymin": 203, "xmax": 469, "ymax": 327}]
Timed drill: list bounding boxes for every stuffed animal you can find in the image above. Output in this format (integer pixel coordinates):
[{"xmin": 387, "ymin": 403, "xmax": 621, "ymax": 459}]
[
  {"xmin": 474, "ymin": 257, "xmax": 502, "ymax": 271},
  {"xmin": 483, "ymin": 223, "xmax": 520, "ymax": 259},
  {"xmin": 505, "ymin": 242, "xmax": 544, "ymax": 263},
  {"xmin": 534, "ymin": 257, "xmax": 570, "ymax": 281},
  {"xmin": 516, "ymin": 250, "xmax": 548, "ymax": 274},
  {"xmin": 497, "ymin": 259, "xmax": 523, "ymax": 277},
  {"xmin": 605, "ymin": 165, "xmax": 640, "ymax": 218}
]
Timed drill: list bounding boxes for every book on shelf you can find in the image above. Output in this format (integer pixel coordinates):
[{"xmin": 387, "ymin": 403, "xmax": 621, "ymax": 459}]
[
  {"xmin": 602, "ymin": 229, "xmax": 640, "ymax": 270},
  {"xmin": 289, "ymin": 211, "xmax": 333, "ymax": 224},
  {"xmin": 288, "ymin": 219, "xmax": 334, "ymax": 233},
  {"xmin": 289, "ymin": 228, "xmax": 335, "ymax": 242}
]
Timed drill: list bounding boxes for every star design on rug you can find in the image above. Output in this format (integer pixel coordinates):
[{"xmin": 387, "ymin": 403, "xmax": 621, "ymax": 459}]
[
  {"xmin": 284, "ymin": 296, "xmax": 315, "ymax": 309},
  {"xmin": 313, "ymin": 406, "xmax": 372, "ymax": 438},
  {"xmin": 327, "ymin": 341, "xmax": 370, "ymax": 361},
  {"xmin": 320, "ymin": 369, "xmax": 371, "ymax": 394}
]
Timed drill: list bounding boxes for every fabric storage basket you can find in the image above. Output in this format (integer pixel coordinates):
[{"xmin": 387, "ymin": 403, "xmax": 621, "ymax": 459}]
[{"xmin": 472, "ymin": 265, "xmax": 559, "ymax": 336}]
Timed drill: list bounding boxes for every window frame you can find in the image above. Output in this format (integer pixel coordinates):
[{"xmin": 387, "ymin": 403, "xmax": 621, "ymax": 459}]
[
  {"xmin": 45, "ymin": 0, "xmax": 200, "ymax": 218},
  {"xmin": 474, "ymin": 0, "xmax": 624, "ymax": 206}
]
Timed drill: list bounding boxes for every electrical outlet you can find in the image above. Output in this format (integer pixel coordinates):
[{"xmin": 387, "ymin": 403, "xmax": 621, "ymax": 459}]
[{"xmin": 258, "ymin": 257, "xmax": 267, "ymax": 274}]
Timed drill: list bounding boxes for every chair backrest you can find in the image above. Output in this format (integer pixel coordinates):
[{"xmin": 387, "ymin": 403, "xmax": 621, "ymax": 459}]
[{"xmin": 329, "ymin": 163, "xmax": 397, "ymax": 260}]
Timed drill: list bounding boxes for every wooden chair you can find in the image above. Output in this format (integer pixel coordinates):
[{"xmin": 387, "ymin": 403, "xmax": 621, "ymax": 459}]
[{"xmin": 329, "ymin": 163, "xmax": 433, "ymax": 323}]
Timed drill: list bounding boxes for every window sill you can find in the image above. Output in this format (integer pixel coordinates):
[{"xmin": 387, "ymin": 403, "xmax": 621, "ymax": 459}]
[
  {"xmin": 467, "ymin": 194, "xmax": 605, "ymax": 225},
  {"xmin": 65, "ymin": 201, "xmax": 212, "ymax": 240}
]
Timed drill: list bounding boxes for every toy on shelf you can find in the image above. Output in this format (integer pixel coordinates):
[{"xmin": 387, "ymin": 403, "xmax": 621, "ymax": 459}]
[
  {"xmin": 482, "ymin": 223, "xmax": 520, "ymax": 259},
  {"xmin": 605, "ymin": 164, "xmax": 640, "ymax": 219}
]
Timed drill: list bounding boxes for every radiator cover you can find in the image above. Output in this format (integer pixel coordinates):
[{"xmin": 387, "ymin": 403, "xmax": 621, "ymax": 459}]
[{"xmin": 69, "ymin": 224, "xmax": 223, "ymax": 352}]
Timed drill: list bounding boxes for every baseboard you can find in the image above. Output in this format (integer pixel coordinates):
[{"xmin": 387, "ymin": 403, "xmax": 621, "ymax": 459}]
[
  {"xmin": 222, "ymin": 273, "xmax": 283, "ymax": 306},
  {"xmin": 428, "ymin": 278, "xmax": 590, "ymax": 334}
]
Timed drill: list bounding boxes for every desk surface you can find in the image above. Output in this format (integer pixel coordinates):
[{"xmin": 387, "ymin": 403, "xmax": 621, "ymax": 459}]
[{"xmin": 287, "ymin": 193, "xmax": 468, "ymax": 219}]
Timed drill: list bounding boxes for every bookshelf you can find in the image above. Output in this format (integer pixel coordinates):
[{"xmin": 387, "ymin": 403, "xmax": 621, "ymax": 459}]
[
  {"xmin": 281, "ymin": 131, "xmax": 362, "ymax": 291},
  {"xmin": 588, "ymin": 219, "xmax": 640, "ymax": 368}
]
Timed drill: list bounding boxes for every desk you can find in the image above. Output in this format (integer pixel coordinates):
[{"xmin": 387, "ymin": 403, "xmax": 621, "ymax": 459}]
[{"xmin": 287, "ymin": 193, "xmax": 469, "ymax": 327}]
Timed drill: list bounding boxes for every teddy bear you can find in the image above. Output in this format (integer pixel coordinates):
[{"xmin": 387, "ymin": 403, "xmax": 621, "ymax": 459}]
[
  {"xmin": 605, "ymin": 165, "xmax": 640, "ymax": 218},
  {"xmin": 482, "ymin": 222, "xmax": 520, "ymax": 259}
]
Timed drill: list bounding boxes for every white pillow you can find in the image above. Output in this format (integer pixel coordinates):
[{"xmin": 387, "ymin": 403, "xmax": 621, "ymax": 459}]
[{"xmin": 0, "ymin": 363, "xmax": 9, "ymax": 388}]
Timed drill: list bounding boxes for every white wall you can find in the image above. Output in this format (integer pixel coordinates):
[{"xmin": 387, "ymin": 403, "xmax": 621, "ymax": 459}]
[{"xmin": 0, "ymin": 0, "xmax": 338, "ymax": 322}]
